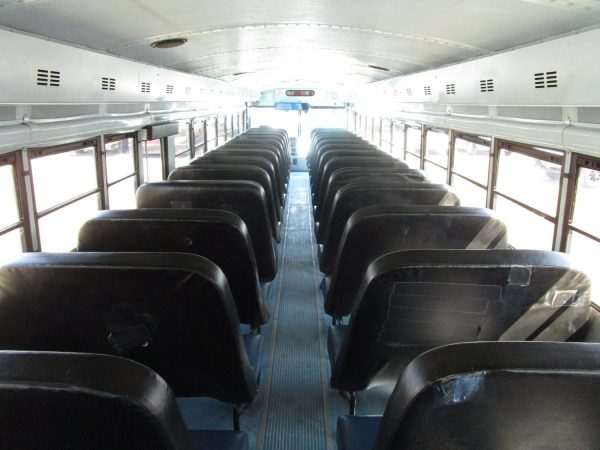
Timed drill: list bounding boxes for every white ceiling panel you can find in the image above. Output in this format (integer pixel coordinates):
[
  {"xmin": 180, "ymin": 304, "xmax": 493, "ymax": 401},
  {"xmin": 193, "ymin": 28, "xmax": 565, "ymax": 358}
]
[{"xmin": 1, "ymin": 0, "xmax": 600, "ymax": 89}]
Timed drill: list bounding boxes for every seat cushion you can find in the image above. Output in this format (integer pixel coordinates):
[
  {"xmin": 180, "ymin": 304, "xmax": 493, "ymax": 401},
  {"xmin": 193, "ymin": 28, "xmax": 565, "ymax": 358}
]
[
  {"xmin": 189, "ymin": 430, "xmax": 249, "ymax": 450},
  {"xmin": 336, "ymin": 415, "xmax": 381, "ymax": 450}
]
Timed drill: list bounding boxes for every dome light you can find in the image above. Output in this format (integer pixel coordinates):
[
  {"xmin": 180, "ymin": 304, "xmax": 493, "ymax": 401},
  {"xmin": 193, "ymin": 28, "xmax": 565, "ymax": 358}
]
[{"xmin": 150, "ymin": 38, "xmax": 187, "ymax": 49}]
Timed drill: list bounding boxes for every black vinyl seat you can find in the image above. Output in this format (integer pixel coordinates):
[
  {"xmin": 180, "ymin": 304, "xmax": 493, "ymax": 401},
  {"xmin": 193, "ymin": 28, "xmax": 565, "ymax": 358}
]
[
  {"xmin": 310, "ymin": 147, "xmax": 382, "ymax": 182},
  {"xmin": 308, "ymin": 140, "xmax": 372, "ymax": 171},
  {"xmin": 318, "ymin": 182, "xmax": 460, "ymax": 274},
  {"xmin": 307, "ymin": 131, "xmax": 364, "ymax": 166},
  {"xmin": 328, "ymin": 249, "xmax": 592, "ymax": 413},
  {"xmin": 314, "ymin": 168, "xmax": 427, "ymax": 219},
  {"xmin": 191, "ymin": 155, "xmax": 284, "ymax": 205},
  {"xmin": 77, "ymin": 208, "xmax": 269, "ymax": 330},
  {"xmin": 222, "ymin": 141, "xmax": 289, "ymax": 178},
  {"xmin": 0, "ymin": 252, "xmax": 263, "ymax": 430},
  {"xmin": 313, "ymin": 155, "xmax": 403, "ymax": 201},
  {"xmin": 232, "ymin": 130, "xmax": 290, "ymax": 172},
  {"xmin": 209, "ymin": 147, "xmax": 286, "ymax": 194},
  {"xmin": 136, "ymin": 180, "xmax": 277, "ymax": 281},
  {"xmin": 168, "ymin": 165, "xmax": 281, "ymax": 237},
  {"xmin": 0, "ymin": 351, "xmax": 249, "ymax": 450},
  {"xmin": 324, "ymin": 206, "xmax": 509, "ymax": 321},
  {"xmin": 337, "ymin": 341, "xmax": 600, "ymax": 450}
]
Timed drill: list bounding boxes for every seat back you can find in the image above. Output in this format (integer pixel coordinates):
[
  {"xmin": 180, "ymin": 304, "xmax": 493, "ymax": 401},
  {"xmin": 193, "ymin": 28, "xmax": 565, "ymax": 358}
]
[
  {"xmin": 169, "ymin": 165, "xmax": 281, "ymax": 234},
  {"xmin": 314, "ymin": 155, "xmax": 401, "ymax": 200},
  {"xmin": 0, "ymin": 252, "xmax": 259, "ymax": 403},
  {"xmin": 136, "ymin": 180, "xmax": 277, "ymax": 280},
  {"xmin": 211, "ymin": 147, "xmax": 286, "ymax": 189},
  {"xmin": 78, "ymin": 208, "xmax": 269, "ymax": 328},
  {"xmin": 0, "ymin": 351, "xmax": 193, "ymax": 450},
  {"xmin": 308, "ymin": 136, "xmax": 367, "ymax": 168},
  {"xmin": 312, "ymin": 148, "xmax": 384, "ymax": 181},
  {"xmin": 330, "ymin": 249, "xmax": 592, "ymax": 392},
  {"xmin": 374, "ymin": 342, "xmax": 600, "ymax": 450},
  {"xmin": 222, "ymin": 142, "xmax": 288, "ymax": 175},
  {"xmin": 325, "ymin": 206, "xmax": 509, "ymax": 318},
  {"xmin": 191, "ymin": 155, "xmax": 283, "ymax": 204},
  {"xmin": 318, "ymin": 183, "xmax": 460, "ymax": 274},
  {"xmin": 315, "ymin": 169, "xmax": 427, "ymax": 218},
  {"xmin": 230, "ymin": 133, "xmax": 289, "ymax": 167}
]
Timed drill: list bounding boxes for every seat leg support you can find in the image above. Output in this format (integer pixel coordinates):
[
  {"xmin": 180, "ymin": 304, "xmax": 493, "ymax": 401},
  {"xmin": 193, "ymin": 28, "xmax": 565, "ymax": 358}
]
[
  {"xmin": 338, "ymin": 391, "xmax": 357, "ymax": 415},
  {"xmin": 233, "ymin": 403, "xmax": 249, "ymax": 431}
]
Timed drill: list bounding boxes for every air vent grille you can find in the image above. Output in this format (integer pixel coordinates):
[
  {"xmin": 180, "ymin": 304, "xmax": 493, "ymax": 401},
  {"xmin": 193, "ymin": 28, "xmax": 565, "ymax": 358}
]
[
  {"xmin": 166, "ymin": 84, "xmax": 174, "ymax": 94},
  {"xmin": 445, "ymin": 84, "xmax": 456, "ymax": 95},
  {"xmin": 141, "ymin": 82, "xmax": 151, "ymax": 93},
  {"xmin": 424, "ymin": 86, "xmax": 431, "ymax": 95},
  {"xmin": 480, "ymin": 79, "xmax": 494, "ymax": 92},
  {"xmin": 534, "ymin": 71, "xmax": 558, "ymax": 89},
  {"xmin": 406, "ymin": 88, "xmax": 412, "ymax": 96},
  {"xmin": 37, "ymin": 69, "xmax": 60, "ymax": 87},
  {"xmin": 101, "ymin": 77, "xmax": 116, "ymax": 91}
]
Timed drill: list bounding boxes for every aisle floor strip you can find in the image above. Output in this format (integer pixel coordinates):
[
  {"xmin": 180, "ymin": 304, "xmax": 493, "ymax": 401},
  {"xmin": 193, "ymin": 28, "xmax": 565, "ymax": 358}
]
[{"xmin": 258, "ymin": 172, "xmax": 333, "ymax": 450}]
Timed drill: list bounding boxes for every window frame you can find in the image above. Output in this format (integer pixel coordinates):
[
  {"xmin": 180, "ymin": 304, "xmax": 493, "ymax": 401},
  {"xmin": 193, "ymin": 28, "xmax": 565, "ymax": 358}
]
[{"xmin": 0, "ymin": 152, "xmax": 29, "ymax": 252}]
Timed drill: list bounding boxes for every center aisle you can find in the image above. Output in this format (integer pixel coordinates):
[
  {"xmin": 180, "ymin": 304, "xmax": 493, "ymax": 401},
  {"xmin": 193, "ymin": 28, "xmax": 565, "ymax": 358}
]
[{"xmin": 257, "ymin": 171, "xmax": 334, "ymax": 450}]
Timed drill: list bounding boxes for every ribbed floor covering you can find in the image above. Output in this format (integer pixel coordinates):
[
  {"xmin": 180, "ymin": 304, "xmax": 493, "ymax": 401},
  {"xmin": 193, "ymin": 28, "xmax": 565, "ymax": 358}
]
[
  {"xmin": 177, "ymin": 171, "xmax": 389, "ymax": 449},
  {"xmin": 256, "ymin": 172, "xmax": 333, "ymax": 450}
]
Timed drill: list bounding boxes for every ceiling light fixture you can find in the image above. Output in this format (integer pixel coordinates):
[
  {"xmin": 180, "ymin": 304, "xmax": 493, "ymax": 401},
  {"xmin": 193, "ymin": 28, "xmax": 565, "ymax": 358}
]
[
  {"xmin": 151, "ymin": 38, "xmax": 188, "ymax": 49},
  {"xmin": 368, "ymin": 64, "xmax": 390, "ymax": 71}
]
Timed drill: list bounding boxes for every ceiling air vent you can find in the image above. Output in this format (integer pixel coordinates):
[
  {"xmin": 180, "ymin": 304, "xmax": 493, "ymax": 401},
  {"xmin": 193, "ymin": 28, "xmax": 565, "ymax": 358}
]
[
  {"xmin": 424, "ymin": 86, "xmax": 431, "ymax": 95},
  {"xmin": 141, "ymin": 82, "xmax": 151, "ymax": 93},
  {"xmin": 37, "ymin": 69, "xmax": 60, "ymax": 87},
  {"xmin": 534, "ymin": 71, "xmax": 558, "ymax": 89},
  {"xmin": 101, "ymin": 77, "xmax": 116, "ymax": 91},
  {"xmin": 480, "ymin": 79, "xmax": 494, "ymax": 92},
  {"xmin": 445, "ymin": 84, "xmax": 456, "ymax": 95},
  {"xmin": 406, "ymin": 88, "xmax": 412, "ymax": 96}
]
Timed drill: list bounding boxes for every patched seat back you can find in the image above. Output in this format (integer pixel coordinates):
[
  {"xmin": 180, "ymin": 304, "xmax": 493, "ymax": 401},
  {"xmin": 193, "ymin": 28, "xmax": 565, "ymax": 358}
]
[
  {"xmin": 330, "ymin": 249, "xmax": 592, "ymax": 393},
  {"xmin": 0, "ymin": 252, "xmax": 260, "ymax": 403}
]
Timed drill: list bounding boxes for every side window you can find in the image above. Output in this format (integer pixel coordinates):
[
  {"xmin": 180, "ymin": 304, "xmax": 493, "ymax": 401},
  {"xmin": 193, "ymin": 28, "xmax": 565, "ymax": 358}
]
[
  {"xmin": 380, "ymin": 119, "xmax": 392, "ymax": 153},
  {"xmin": 391, "ymin": 121, "xmax": 405, "ymax": 158},
  {"xmin": 174, "ymin": 122, "xmax": 192, "ymax": 168},
  {"xmin": 423, "ymin": 128, "xmax": 449, "ymax": 184},
  {"xmin": 206, "ymin": 117, "xmax": 217, "ymax": 151},
  {"xmin": 365, "ymin": 116, "xmax": 373, "ymax": 142},
  {"xmin": 142, "ymin": 138, "xmax": 163, "ymax": 182},
  {"xmin": 217, "ymin": 115, "xmax": 226, "ymax": 144},
  {"xmin": 450, "ymin": 134, "xmax": 492, "ymax": 207},
  {"xmin": 0, "ymin": 154, "xmax": 25, "ymax": 262},
  {"xmin": 193, "ymin": 119, "xmax": 206, "ymax": 156},
  {"xmin": 104, "ymin": 134, "xmax": 137, "ymax": 209},
  {"xmin": 494, "ymin": 142, "xmax": 563, "ymax": 250},
  {"xmin": 565, "ymin": 156, "xmax": 600, "ymax": 304},
  {"xmin": 29, "ymin": 141, "xmax": 101, "ymax": 251},
  {"xmin": 405, "ymin": 125, "xmax": 422, "ymax": 168}
]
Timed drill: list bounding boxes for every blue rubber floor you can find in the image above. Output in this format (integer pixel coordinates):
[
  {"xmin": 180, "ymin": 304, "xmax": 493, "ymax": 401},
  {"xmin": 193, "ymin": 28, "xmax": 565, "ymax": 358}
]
[{"xmin": 179, "ymin": 171, "xmax": 390, "ymax": 450}]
